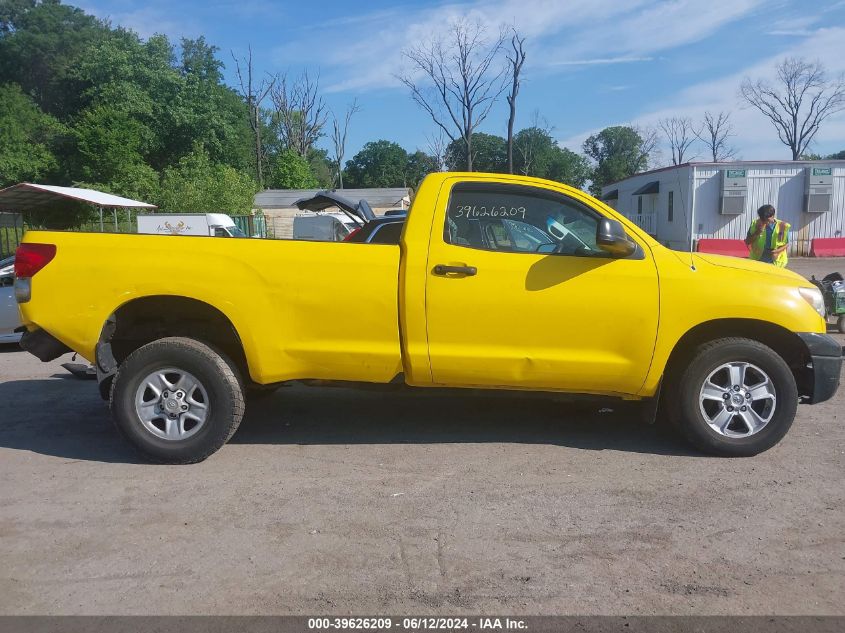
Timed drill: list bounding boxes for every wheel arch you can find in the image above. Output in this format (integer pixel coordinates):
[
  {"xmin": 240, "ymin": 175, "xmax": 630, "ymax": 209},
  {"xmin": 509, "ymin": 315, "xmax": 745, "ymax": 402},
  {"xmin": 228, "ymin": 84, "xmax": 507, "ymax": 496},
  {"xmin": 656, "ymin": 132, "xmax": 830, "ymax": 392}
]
[
  {"xmin": 663, "ymin": 318, "xmax": 811, "ymax": 397},
  {"xmin": 96, "ymin": 295, "xmax": 251, "ymax": 399}
]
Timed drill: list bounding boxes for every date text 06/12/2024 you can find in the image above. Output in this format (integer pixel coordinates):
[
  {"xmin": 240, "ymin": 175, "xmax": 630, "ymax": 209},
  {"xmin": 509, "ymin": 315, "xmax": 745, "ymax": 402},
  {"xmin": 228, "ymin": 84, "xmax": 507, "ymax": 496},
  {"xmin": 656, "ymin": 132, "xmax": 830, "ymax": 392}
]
[{"xmin": 307, "ymin": 617, "xmax": 528, "ymax": 630}]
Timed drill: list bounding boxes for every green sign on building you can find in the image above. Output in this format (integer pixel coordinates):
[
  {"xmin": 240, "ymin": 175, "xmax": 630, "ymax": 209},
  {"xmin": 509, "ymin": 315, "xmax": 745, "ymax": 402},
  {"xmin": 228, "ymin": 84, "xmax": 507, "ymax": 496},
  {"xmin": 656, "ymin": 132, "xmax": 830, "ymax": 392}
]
[
  {"xmin": 812, "ymin": 167, "xmax": 832, "ymax": 176},
  {"xmin": 726, "ymin": 169, "xmax": 746, "ymax": 179}
]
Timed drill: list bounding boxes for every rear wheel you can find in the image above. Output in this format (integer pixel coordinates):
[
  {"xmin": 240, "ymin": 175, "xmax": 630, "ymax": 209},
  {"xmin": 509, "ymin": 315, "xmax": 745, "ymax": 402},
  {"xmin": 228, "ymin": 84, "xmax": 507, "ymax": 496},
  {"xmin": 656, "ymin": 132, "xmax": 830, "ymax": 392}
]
[
  {"xmin": 668, "ymin": 338, "xmax": 798, "ymax": 456},
  {"xmin": 837, "ymin": 315, "xmax": 845, "ymax": 334},
  {"xmin": 110, "ymin": 337, "xmax": 244, "ymax": 463}
]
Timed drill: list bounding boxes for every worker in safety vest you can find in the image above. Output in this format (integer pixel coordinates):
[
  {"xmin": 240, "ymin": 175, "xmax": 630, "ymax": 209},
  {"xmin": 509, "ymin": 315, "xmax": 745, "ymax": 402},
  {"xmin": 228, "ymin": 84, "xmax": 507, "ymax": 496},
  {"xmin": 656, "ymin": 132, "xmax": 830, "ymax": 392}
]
[{"xmin": 745, "ymin": 204, "xmax": 790, "ymax": 267}]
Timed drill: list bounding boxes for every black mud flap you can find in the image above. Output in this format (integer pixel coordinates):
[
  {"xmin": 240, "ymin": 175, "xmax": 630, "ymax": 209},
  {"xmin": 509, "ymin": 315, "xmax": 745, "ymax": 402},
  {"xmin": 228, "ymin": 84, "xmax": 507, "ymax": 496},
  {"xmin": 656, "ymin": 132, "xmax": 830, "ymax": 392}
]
[{"xmin": 19, "ymin": 328, "xmax": 71, "ymax": 362}]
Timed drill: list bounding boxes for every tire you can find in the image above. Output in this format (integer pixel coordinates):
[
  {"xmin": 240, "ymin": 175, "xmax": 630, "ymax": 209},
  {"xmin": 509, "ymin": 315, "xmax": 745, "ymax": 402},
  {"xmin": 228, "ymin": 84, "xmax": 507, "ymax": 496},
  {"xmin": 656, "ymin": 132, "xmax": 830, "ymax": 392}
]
[
  {"xmin": 838, "ymin": 316, "xmax": 845, "ymax": 334},
  {"xmin": 110, "ymin": 337, "xmax": 245, "ymax": 464},
  {"xmin": 667, "ymin": 337, "xmax": 798, "ymax": 457}
]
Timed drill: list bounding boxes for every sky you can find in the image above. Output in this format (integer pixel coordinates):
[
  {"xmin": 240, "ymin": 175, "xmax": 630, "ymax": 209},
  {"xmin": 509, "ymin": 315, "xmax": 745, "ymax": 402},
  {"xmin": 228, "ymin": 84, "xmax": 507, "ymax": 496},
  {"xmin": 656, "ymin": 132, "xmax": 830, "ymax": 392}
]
[{"xmin": 75, "ymin": 0, "xmax": 845, "ymax": 164}]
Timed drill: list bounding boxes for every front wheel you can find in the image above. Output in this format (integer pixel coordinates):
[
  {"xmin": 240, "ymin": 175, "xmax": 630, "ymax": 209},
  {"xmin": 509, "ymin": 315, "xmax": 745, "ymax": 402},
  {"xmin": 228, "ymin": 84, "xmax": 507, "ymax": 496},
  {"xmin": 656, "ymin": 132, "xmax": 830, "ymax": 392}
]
[
  {"xmin": 110, "ymin": 337, "xmax": 245, "ymax": 463},
  {"xmin": 669, "ymin": 338, "xmax": 798, "ymax": 457},
  {"xmin": 837, "ymin": 315, "xmax": 845, "ymax": 334}
]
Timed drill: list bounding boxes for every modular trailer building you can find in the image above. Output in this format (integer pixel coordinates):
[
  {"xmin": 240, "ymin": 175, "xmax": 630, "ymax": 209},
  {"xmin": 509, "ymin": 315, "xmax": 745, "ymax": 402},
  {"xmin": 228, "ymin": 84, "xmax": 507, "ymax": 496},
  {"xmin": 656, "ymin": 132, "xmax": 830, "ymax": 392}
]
[{"xmin": 600, "ymin": 161, "xmax": 845, "ymax": 255}]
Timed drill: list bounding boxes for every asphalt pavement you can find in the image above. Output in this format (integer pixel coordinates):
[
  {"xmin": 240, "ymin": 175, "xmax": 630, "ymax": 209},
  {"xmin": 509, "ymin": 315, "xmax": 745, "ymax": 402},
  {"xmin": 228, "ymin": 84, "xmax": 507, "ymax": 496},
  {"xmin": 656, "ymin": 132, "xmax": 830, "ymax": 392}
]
[{"xmin": 0, "ymin": 258, "xmax": 842, "ymax": 615}]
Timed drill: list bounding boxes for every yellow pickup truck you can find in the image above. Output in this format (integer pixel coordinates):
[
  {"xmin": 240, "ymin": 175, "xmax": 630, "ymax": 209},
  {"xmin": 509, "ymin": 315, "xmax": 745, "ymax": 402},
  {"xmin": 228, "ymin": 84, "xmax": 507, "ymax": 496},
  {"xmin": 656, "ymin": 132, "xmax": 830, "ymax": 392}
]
[{"xmin": 15, "ymin": 172, "xmax": 841, "ymax": 463}]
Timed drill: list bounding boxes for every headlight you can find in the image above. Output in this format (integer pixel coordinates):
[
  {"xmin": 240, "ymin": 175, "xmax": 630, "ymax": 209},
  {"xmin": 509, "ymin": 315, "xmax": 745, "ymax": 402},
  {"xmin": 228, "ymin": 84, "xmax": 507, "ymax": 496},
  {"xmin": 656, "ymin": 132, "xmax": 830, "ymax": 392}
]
[{"xmin": 799, "ymin": 287, "xmax": 826, "ymax": 318}]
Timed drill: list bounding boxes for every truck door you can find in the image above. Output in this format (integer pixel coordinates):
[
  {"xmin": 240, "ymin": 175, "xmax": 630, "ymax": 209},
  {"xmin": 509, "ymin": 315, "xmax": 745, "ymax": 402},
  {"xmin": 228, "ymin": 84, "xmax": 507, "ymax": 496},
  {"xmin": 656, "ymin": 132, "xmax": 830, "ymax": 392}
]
[{"xmin": 424, "ymin": 179, "xmax": 659, "ymax": 395}]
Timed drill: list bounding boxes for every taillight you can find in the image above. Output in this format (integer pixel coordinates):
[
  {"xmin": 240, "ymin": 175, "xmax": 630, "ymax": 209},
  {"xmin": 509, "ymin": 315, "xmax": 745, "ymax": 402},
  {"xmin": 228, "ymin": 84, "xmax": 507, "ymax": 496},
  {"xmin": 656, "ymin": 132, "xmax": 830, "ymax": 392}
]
[
  {"xmin": 15, "ymin": 243, "xmax": 56, "ymax": 278},
  {"xmin": 343, "ymin": 227, "xmax": 362, "ymax": 242}
]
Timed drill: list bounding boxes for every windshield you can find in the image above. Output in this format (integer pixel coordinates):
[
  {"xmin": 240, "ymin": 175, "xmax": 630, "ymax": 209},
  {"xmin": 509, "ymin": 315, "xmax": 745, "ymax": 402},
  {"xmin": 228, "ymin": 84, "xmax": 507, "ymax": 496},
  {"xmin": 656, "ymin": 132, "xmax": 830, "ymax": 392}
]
[{"xmin": 229, "ymin": 226, "xmax": 247, "ymax": 238}]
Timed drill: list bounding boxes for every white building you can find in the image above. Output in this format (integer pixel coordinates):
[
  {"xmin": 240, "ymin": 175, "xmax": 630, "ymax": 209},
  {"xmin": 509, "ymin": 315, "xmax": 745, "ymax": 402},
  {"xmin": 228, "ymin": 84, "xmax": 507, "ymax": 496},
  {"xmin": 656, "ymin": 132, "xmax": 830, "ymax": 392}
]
[{"xmin": 601, "ymin": 161, "xmax": 845, "ymax": 255}]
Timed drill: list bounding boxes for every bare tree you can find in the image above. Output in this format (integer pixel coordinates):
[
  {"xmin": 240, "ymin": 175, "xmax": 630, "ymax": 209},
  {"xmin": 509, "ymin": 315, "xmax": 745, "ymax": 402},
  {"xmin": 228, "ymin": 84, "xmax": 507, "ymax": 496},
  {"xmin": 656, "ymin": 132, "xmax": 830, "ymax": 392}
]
[
  {"xmin": 270, "ymin": 70, "xmax": 328, "ymax": 158},
  {"xmin": 425, "ymin": 131, "xmax": 448, "ymax": 172},
  {"xmin": 636, "ymin": 125, "xmax": 661, "ymax": 168},
  {"xmin": 658, "ymin": 116, "xmax": 699, "ymax": 165},
  {"xmin": 330, "ymin": 99, "xmax": 360, "ymax": 189},
  {"xmin": 695, "ymin": 110, "xmax": 736, "ymax": 162},
  {"xmin": 398, "ymin": 19, "xmax": 507, "ymax": 171},
  {"xmin": 232, "ymin": 46, "xmax": 276, "ymax": 188},
  {"xmin": 505, "ymin": 29, "xmax": 526, "ymax": 174},
  {"xmin": 740, "ymin": 57, "xmax": 845, "ymax": 160}
]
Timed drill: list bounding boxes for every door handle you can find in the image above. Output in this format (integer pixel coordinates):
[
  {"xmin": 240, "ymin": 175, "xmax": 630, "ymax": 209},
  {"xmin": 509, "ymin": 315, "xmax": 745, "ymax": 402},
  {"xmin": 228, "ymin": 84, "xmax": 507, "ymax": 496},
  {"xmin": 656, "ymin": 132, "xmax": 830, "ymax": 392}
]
[{"xmin": 433, "ymin": 264, "xmax": 477, "ymax": 276}]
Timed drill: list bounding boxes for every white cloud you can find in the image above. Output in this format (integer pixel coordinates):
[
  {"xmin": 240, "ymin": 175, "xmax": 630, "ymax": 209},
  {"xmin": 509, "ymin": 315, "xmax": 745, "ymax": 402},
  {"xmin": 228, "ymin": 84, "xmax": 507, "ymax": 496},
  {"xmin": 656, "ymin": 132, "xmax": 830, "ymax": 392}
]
[
  {"xmin": 559, "ymin": 27, "xmax": 845, "ymax": 160},
  {"xmin": 76, "ymin": 1, "xmax": 203, "ymax": 41},
  {"xmin": 274, "ymin": 0, "xmax": 764, "ymax": 93},
  {"xmin": 549, "ymin": 56, "xmax": 654, "ymax": 67}
]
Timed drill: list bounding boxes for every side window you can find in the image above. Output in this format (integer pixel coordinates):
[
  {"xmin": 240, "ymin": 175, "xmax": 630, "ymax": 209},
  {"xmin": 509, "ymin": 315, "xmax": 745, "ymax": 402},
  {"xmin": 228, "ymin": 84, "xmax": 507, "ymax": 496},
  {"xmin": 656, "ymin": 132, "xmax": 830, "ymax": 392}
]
[
  {"xmin": 444, "ymin": 183, "xmax": 605, "ymax": 257},
  {"xmin": 214, "ymin": 228, "xmax": 229, "ymax": 237}
]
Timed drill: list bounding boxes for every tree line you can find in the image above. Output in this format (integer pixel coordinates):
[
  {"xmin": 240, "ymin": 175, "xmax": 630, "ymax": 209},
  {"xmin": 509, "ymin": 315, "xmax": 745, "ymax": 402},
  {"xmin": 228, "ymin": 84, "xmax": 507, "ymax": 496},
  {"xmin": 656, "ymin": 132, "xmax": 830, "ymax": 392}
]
[{"xmin": 1, "ymin": 2, "xmax": 843, "ymax": 228}]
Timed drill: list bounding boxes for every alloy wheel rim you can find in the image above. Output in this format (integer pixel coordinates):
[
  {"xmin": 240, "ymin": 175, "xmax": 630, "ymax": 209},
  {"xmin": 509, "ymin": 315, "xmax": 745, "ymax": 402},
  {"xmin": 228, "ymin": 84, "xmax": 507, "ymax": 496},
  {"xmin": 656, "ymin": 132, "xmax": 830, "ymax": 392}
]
[
  {"xmin": 698, "ymin": 362, "xmax": 777, "ymax": 438},
  {"xmin": 134, "ymin": 368, "xmax": 209, "ymax": 441}
]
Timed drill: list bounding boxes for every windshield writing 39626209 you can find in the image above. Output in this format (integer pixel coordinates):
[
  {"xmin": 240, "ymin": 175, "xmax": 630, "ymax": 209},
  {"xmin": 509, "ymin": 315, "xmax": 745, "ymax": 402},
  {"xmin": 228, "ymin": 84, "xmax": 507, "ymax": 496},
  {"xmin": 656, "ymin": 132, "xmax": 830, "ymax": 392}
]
[{"xmin": 452, "ymin": 205, "xmax": 526, "ymax": 219}]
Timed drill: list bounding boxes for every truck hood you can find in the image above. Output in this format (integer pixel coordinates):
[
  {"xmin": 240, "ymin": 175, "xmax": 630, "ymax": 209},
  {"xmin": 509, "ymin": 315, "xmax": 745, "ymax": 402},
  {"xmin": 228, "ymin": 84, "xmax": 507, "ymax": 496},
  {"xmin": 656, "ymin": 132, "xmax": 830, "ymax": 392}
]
[
  {"xmin": 693, "ymin": 253, "xmax": 809, "ymax": 285},
  {"xmin": 295, "ymin": 191, "xmax": 376, "ymax": 223}
]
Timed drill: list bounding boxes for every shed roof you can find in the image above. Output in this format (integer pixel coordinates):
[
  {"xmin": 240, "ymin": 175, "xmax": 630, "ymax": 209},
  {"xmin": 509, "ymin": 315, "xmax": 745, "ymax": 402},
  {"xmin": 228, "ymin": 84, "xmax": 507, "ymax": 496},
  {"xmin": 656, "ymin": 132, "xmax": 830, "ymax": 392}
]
[
  {"xmin": 0, "ymin": 183, "xmax": 157, "ymax": 212},
  {"xmin": 601, "ymin": 159, "xmax": 845, "ymax": 190},
  {"xmin": 255, "ymin": 188, "xmax": 411, "ymax": 209}
]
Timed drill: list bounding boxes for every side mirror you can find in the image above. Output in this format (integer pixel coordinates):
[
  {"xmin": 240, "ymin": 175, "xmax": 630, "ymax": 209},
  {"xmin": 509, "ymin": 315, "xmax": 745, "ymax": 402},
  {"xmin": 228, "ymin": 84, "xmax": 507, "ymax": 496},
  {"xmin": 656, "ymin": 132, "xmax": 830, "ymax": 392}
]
[{"xmin": 596, "ymin": 218, "xmax": 636, "ymax": 258}]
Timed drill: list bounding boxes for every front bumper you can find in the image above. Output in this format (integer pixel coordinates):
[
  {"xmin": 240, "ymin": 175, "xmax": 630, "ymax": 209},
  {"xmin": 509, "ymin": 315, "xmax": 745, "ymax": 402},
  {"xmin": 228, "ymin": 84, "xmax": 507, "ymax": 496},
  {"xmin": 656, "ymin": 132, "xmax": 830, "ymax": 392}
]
[{"xmin": 797, "ymin": 332, "xmax": 842, "ymax": 404}]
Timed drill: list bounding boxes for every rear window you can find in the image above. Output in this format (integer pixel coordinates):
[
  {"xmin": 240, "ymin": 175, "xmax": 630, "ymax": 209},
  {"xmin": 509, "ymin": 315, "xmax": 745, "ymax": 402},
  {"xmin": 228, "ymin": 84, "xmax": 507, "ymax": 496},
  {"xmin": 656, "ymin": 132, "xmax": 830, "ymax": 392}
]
[{"xmin": 369, "ymin": 222, "xmax": 403, "ymax": 244}]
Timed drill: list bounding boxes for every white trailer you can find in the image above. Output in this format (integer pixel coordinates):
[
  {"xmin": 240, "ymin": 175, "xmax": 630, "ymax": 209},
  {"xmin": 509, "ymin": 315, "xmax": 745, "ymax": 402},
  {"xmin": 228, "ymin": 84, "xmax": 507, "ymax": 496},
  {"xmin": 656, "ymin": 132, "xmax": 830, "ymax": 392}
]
[{"xmin": 136, "ymin": 213, "xmax": 246, "ymax": 237}]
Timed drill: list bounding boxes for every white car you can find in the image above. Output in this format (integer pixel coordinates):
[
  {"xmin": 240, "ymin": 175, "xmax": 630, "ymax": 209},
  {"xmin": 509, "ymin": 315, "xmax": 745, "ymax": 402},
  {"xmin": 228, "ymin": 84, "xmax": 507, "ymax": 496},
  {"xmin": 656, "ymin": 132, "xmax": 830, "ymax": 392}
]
[{"xmin": 0, "ymin": 256, "xmax": 22, "ymax": 343}]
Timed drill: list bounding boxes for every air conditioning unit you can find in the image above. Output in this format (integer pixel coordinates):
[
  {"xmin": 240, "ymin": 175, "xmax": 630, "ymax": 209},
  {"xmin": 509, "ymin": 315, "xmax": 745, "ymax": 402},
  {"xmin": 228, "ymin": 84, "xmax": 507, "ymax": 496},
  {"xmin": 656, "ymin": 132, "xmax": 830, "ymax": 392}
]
[
  {"xmin": 805, "ymin": 166, "xmax": 833, "ymax": 213},
  {"xmin": 720, "ymin": 168, "xmax": 747, "ymax": 215}
]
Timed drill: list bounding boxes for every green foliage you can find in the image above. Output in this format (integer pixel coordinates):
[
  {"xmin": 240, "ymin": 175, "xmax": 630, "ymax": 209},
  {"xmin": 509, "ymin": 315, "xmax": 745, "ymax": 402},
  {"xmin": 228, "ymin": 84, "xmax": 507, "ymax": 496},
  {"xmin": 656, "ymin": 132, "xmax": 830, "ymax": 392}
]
[
  {"xmin": 344, "ymin": 140, "xmax": 410, "ymax": 188},
  {"xmin": 0, "ymin": 83, "xmax": 64, "ymax": 186},
  {"xmin": 73, "ymin": 104, "xmax": 152, "ymax": 178},
  {"xmin": 159, "ymin": 147, "xmax": 257, "ymax": 215},
  {"xmin": 445, "ymin": 133, "xmax": 507, "ymax": 172},
  {"xmin": 0, "ymin": 0, "xmax": 107, "ymax": 118},
  {"xmin": 268, "ymin": 149, "xmax": 319, "ymax": 189},
  {"xmin": 583, "ymin": 126, "xmax": 653, "ymax": 196},
  {"xmin": 26, "ymin": 198, "xmax": 97, "ymax": 230},
  {"xmin": 307, "ymin": 148, "xmax": 335, "ymax": 188},
  {"xmin": 0, "ymin": 2, "xmax": 262, "ymax": 225},
  {"xmin": 513, "ymin": 127, "xmax": 591, "ymax": 188},
  {"xmin": 405, "ymin": 151, "xmax": 439, "ymax": 189},
  {"xmin": 342, "ymin": 141, "xmax": 438, "ymax": 189},
  {"xmin": 546, "ymin": 148, "xmax": 592, "ymax": 190},
  {"xmin": 803, "ymin": 150, "xmax": 845, "ymax": 160}
]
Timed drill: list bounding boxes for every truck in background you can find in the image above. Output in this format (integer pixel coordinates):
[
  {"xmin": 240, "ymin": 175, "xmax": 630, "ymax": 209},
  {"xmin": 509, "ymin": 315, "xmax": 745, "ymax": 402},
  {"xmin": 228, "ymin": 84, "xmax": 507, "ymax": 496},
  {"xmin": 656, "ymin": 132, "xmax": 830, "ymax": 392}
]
[{"xmin": 136, "ymin": 213, "xmax": 247, "ymax": 238}]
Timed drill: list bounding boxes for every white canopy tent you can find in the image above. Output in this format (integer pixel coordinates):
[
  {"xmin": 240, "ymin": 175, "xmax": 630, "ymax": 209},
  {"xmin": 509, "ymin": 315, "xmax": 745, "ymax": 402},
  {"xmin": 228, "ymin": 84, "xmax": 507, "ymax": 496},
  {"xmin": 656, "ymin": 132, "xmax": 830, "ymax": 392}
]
[{"xmin": 0, "ymin": 183, "xmax": 157, "ymax": 232}]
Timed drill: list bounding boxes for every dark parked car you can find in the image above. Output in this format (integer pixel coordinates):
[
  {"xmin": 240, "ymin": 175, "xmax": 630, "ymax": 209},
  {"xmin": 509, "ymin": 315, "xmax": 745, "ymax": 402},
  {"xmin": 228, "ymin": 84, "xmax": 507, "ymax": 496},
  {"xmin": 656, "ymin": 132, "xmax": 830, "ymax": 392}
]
[
  {"xmin": 344, "ymin": 214, "xmax": 406, "ymax": 244},
  {"xmin": 294, "ymin": 190, "xmax": 407, "ymax": 244}
]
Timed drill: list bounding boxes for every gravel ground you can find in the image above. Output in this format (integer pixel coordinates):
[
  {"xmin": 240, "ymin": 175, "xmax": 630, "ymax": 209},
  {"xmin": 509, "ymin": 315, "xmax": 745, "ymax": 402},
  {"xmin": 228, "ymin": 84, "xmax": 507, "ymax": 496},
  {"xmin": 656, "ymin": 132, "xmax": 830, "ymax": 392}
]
[{"xmin": 0, "ymin": 258, "xmax": 843, "ymax": 616}]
